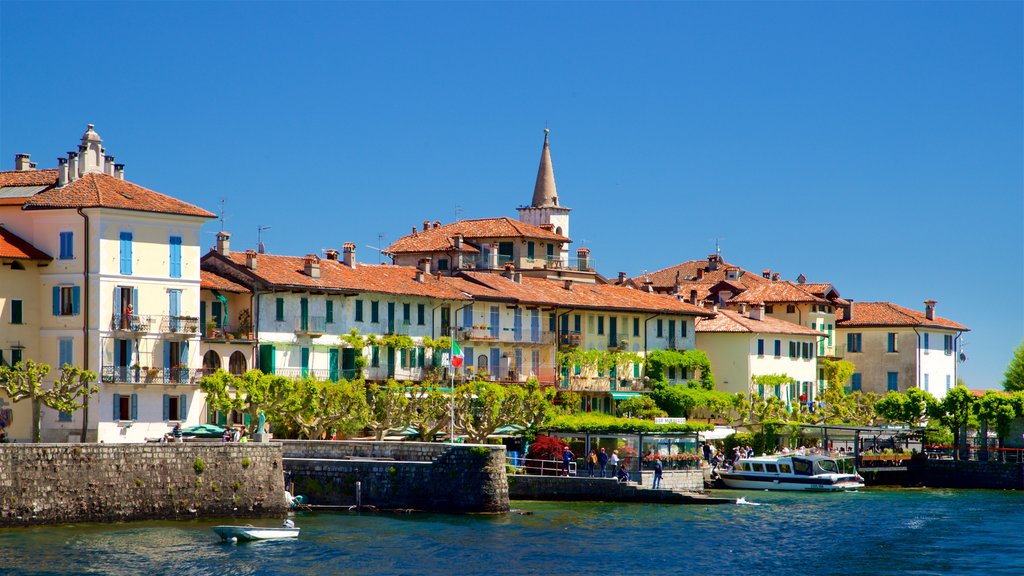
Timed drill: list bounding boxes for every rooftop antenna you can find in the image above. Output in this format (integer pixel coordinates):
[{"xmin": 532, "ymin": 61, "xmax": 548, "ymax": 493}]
[
  {"xmin": 455, "ymin": 204, "xmax": 463, "ymax": 222},
  {"xmin": 218, "ymin": 198, "xmax": 226, "ymax": 231},
  {"xmin": 257, "ymin": 225, "xmax": 271, "ymax": 254}
]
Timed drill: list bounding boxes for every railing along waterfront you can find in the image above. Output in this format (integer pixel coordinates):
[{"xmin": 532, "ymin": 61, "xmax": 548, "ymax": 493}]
[{"xmin": 506, "ymin": 455, "xmax": 578, "ymax": 477}]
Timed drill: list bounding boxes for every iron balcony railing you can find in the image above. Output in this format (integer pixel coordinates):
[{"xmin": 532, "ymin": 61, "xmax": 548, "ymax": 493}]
[
  {"xmin": 458, "ymin": 327, "xmax": 555, "ymax": 344},
  {"xmin": 561, "ymin": 376, "xmax": 646, "ymax": 393},
  {"xmin": 559, "ymin": 331, "xmax": 582, "ymax": 348},
  {"xmin": 294, "ymin": 315, "xmax": 327, "ymax": 336},
  {"xmin": 158, "ymin": 315, "xmax": 200, "ymax": 336},
  {"xmin": 109, "ymin": 313, "xmax": 156, "ymax": 333},
  {"xmin": 269, "ymin": 367, "xmax": 332, "ymax": 380},
  {"xmin": 100, "ymin": 365, "xmax": 203, "ymax": 385},
  {"xmin": 203, "ymin": 323, "xmax": 256, "ymax": 341}
]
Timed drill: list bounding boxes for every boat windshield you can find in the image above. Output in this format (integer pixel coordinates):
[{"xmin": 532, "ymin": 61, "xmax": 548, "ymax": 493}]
[
  {"xmin": 792, "ymin": 458, "xmax": 813, "ymax": 476},
  {"xmin": 815, "ymin": 459, "xmax": 839, "ymax": 474}
]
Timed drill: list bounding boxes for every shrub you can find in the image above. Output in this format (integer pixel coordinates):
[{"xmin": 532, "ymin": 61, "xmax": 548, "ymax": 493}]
[
  {"xmin": 241, "ymin": 457, "xmax": 251, "ymax": 469},
  {"xmin": 525, "ymin": 435, "xmax": 567, "ymax": 476},
  {"xmin": 193, "ymin": 458, "xmax": 206, "ymax": 474}
]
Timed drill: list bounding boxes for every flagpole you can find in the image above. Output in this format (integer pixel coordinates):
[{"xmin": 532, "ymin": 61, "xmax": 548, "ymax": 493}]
[{"xmin": 449, "ymin": 335, "xmax": 455, "ymax": 444}]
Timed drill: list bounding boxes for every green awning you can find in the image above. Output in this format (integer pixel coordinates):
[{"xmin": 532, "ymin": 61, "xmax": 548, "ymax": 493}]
[{"xmin": 610, "ymin": 392, "xmax": 641, "ymax": 401}]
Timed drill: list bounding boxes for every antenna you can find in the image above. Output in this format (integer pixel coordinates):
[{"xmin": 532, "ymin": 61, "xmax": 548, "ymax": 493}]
[
  {"xmin": 377, "ymin": 233, "xmax": 384, "ymax": 264},
  {"xmin": 257, "ymin": 225, "xmax": 271, "ymax": 254},
  {"xmin": 218, "ymin": 198, "xmax": 226, "ymax": 231},
  {"xmin": 455, "ymin": 204, "xmax": 463, "ymax": 222}
]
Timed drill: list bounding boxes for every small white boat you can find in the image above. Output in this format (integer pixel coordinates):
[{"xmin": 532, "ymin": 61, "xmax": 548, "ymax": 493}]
[
  {"xmin": 212, "ymin": 522, "xmax": 300, "ymax": 542},
  {"xmin": 719, "ymin": 454, "xmax": 864, "ymax": 492}
]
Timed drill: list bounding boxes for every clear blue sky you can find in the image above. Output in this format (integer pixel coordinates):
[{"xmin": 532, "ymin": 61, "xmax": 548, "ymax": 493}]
[{"xmin": 2, "ymin": 1, "xmax": 1021, "ymax": 389}]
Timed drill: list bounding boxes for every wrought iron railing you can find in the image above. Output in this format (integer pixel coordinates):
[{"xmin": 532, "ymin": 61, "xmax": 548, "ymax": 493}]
[
  {"xmin": 109, "ymin": 314, "xmax": 155, "ymax": 332},
  {"xmin": 100, "ymin": 365, "xmax": 203, "ymax": 385},
  {"xmin": 158, "ymin": 315, "xmax": 200, "ymax": 335},
  {"xmin": 295, "ymin": 315, "xmax": 327, "ymax": 336}
]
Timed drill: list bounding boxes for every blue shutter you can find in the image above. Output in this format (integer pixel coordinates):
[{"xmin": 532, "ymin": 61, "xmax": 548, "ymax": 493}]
[
  {"xmin": 130, "ymin": 393, "xmax": 138, "ymax": 420},
  {"xmin": 163, "ymin": 341, "xmax": 171, "ymax": 383},
  {"xmin": 120, "ymin": 232, "xmax": 133, "ymax": 275},
  {"xmin": 757, "ymin": 339, "xmax": 764, "ymax": 355},
  {"xmin": 465, "ymin": 346, "xmax": 474, "ymax": 367},
  {"xmin": 326, "ymin": 300, "xmax": 334, "ymax": 323},
  {"xmin": 463, "ymin": 305, "xmax": 473, "ymax": 328},
  {"xmin": 131, "ymin": 287, "xmax": 139, "ymax": 315},
  {"xmin": 113, "ymin": 393, "xmax": 121, "ymax": 420},
  {"xmin": 490, "ymin": 307, "xmax": 499, "ymax": 338},
  {"xmin": 490, "ymin": 348, "xmax": 500, "ymax": 377},
  {"xmin": 200, "ymin": 301, "xmax": 206, "ymax": 331},
  {"xmin": 52, "ymin": 286, "xmax": 60, "ymax": 315},
  {"xmin": 163, "ymin": 394, "xmax": 170, "ymax": 420},
  {"xmin": 514, "ymin": 308, "xmax": 523, "ymax": 341},
  {"xmin": 852, "ymin": 373, "xmax": 862, "ymax": 391},
  {"xmin": 72, "ymin": 286, "xmax": 81, "ymax": 315},
  {"xmin": 329, "ymin": 348, "xmax": 339, "ymax": 381},
  {"xmin": 179, "ymin": 394, "xmax": 188, "ymax": 420},
  {"xmin": 418, "ymin": 347, "xmax": 425, "ymax": 367},
  {"xmin": 530, "ymin": 310, "xmax": 540, "ymax": 343},
  {"xmin": 114, "ymin": 340, "xmax": 123, "ymax": 367},
  {"xmin": 180, "ymin": 340, "xmax": 189, "ymax": 369},
  {"xmin": 169, "ymin": 236, "xmax": 182, "ymax": 278}
]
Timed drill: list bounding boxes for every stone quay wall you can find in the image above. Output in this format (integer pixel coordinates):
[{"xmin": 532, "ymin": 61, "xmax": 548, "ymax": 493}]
[
  {"xmin": 280, "ymin": 440, "xmax": 509, "ymax": 513},
  {"xmin": 0, "ymin": 443, "xmax": 286, "ymax": 527},
  {"xmin": 508, "ymin": 472, "xmax": 712, "ymax": 504},
  {"xmin": 910, "ymin": 460, "xmax": 1024, "ymax": 490}
]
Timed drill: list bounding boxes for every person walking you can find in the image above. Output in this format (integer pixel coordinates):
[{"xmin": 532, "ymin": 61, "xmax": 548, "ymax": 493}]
[
  {"xmin": 562, "ymin": 445, "xmax": 575, "ymax": 477},
  {"xmin": 587, "ymin": 449, "xmax": 598, "ymax": 477},
  {"xmin": 652, "ymin": 455, "xmax": 664, "ymax": 489},
  {"xmin": 610, "ymin": 449, "xmax": 620, "ymax": 477},
  {"xmin": 597, "ymin": 447, "xmax": 609, "ymax": 477}
]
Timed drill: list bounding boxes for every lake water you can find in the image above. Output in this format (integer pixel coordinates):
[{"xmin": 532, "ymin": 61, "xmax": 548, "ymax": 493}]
[{"xmin": 2, "ymin": 488, "xmax": 1023, "ymax": 575}]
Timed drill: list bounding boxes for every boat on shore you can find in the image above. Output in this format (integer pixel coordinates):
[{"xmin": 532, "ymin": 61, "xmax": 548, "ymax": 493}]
[
  {"xmin": 718, "ymin": 454, "xmax": 864, "ymax": 492},
  {"xmin": 212, "ymin": 522, "xmax": 300, "ymax": 542}
]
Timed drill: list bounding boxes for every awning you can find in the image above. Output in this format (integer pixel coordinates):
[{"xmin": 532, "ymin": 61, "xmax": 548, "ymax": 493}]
[{"xmin": 609, "ymin": 392, "xmax": 641, "ymax": 401}]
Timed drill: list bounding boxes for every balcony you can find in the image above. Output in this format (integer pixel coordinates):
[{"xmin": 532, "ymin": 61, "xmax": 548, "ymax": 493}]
[
  {"xmin": 158, "ymin": 315, "xmax": 200, "ymax": 338},
  {"xmin": 100, "ymin": 365, "xmax": 203, "ymax": 385},
  {"xmin": 558, "ymin": 331, "xmax": 582, "ymax": 349},
  {"xmin": 606, "ymin": 332, "xmax": 632, "ymax": 350},
  {"xmin": 109, "ymin": 313, "xmax": 156, "ymax": 333},
  {"xmin": 387, "ymin": 322, "xmax": 411, "ymax": 336},
  {"xmin": 562, "ymin": 376, "xmax": 645, "ymax": 393},
  {"xmin": 269, "ymin": 367, "xmax": 331, "ymax": 380},
  {"xmin": 294, "ymin": 315, "xmax": 327, "ymax": 338},
  {"xmin": 203, "ymin": 323, "xmax": 256, "ymax": 342},
  {"xmin": 458, "ymin": 327, "xmax": 555, "ymax": 345}
]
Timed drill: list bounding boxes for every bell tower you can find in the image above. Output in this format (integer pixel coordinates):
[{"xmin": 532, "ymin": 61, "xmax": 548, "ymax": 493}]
[{"xmin": 518, "ymin": 129, "xmax": 571, "ymax": 261}]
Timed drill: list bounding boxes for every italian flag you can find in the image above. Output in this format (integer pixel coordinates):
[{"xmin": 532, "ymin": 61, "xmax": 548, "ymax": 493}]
[{"xmin": 451, "ymin": 340, "xmax": 464, "ymax": 368}]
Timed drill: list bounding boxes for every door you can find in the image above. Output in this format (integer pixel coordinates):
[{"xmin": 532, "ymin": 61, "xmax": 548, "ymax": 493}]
[
  {"xmin": 329, "ymin": 348, "xmax": 339, "ymax": 381},
  {"xmin": 387, "ymin": 302, "xmax": 395, "ymax": 334},
  {"xmin": 300, "ymin": 298, "xmax": 309, "ymax": 331},
  {"xmin": 609, "ymin": 316, "xmax": 618, "ymax": 347},
  {"xmin": 341, "ymin": 348, "xmax": 357, "ymax": 379},
  {"xmin": 386, "ymin": 347, "xmax": 396, "ymax": 378}
]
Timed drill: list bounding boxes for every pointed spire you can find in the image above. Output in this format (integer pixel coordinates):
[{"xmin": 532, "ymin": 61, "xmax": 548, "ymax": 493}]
[{"xmin": 531, "ymin": 128, "xmax": 558, "ymax": 208}]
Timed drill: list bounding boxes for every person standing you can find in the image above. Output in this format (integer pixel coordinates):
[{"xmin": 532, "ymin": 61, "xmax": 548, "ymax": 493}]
[
  {"xmin": 562, "ymin": 445, "xmax": 575, "ymax": 477},
  {"xmin": 702, "ymin": 442, "xmax": 712, "ymax": 462},
  {"xmin": 598, "ymin": 447, "xmax": 609, "ymax": 477},
  {"xmin": 652, "ymin": 455, "xmax": 663, "ymax": 489},
  {"xmin": 587, "ymin": 449, "xmax": 598, "ymax": 477},
  {"xmin": 172, "ymin": 422, "xmax": 183, "ymax": 443},
  {"xmin": 610, "ymin": 449, "xmax": 620, "ymax": 477}
]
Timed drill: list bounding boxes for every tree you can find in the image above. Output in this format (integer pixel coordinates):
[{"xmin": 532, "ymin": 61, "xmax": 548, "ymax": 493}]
[
  {"xmin": 821, "ymin": 359, "xmax": 856, "ymax": 390},
  {"xmin": 453, "ymin": 380, "xmax": 553, "ymax": 443},
  {"xmin": 875, "ymin": 388, "xmax": 935, "ymax": 427},
  {"xmin": 975, "ymin": 391, "xmax": 1021, "ymax": 452},
  {"xmin": 406, "ymin": 384, "xmax": 453, "ymax": 440},
  {"xmin": 928, "ymin": 385, "xmax": 975, "ymax": 460},
  {"xmin": 0, "ymin": 360, "xmax": 98, "ymax": 442},
  {"xmin": 287, "ymin": 377, "xmax": 368, "ymax": 439},
  {"xmin": 199, "ymin": 369, "xmax": 300, "ymax": 435},
  {"xmin": 364, "ymin": 380, "xmax": 410, "ymax": 440},
  {"xmin": 1004, "ymin": 341, "xmax": 1024, "ymax": 392},
  {"xmin": 849, "ymin": 391, "xmax": 882, "ymax": 426},
  {"xmin": 817, "ymin": 383, "xmax": 854, "ymax": 425},
  {"xmin": 615, "ymin": 394, "xmax": 666, "ymax": 420}
]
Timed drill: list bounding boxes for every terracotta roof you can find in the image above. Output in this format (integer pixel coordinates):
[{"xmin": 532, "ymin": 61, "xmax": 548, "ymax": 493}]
[
  {"xmin": 217, "ymin": 251, "xmax": 471, "ymax": 300},
  {"xmin": 729, "ymin": 281, "xmax": 829, "ymax": 305},
  {"xmin": 0, "ymin": 226, "xmax": 51, "ymax": 260},
  {"xmin": 0, "ymin": 169, "xmax": 58, "ymax": 187},
  {"xmin": 22, "ymin": 172, "xmax": 215, "ymax": 218},
  {"xmin": 200, "ymin": 270, "xmax": 250, "ymax": 294},
  {"xmin": 458, "ymin": 272, "xmax": 715, "ymax": 316},
  {"xmin": 838, "ymin": 302, "xmax": 969, "ymax": 331},
  {"xmin": 385, "ymin": 217, "xmax": 569, "ymax": 254},
  {"xmin": 696, "ymin": 309, "xmax": 823, "ymax": 336},
  {"xmin": 635, "ymin": 258, "xmax": 770, "ymax": 290}
]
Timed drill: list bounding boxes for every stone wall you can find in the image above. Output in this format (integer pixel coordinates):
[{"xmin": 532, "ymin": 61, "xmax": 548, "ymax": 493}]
[
  {"xmin": 281, "ymin": 441, "xmax": 508, "ymax": 513},
  {"xmin": 508, "ymin": 472, "xmax": 722, "ymax": 504},
  {"xmin": 910, "ymin": 460, "xmax": 1024, "ymax": 490},
  {"xmin": 0, "ymin": 443, "xmax": 286, "ymax": 527}
]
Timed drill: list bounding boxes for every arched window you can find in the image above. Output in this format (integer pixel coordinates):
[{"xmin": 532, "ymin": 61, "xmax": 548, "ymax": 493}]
[
  {"xmin": 555, "ymin": 227, "xmax": 562, "ymax": 236},
  {"xmin": 477, "ymin": 354, "xmax": 488, "ymax": 373},
  {"xmin": 203, "ymin": 350, "xmax": 221, "ymax": 372},
  {"xmin": 229, "ymin": 351, "xmax": 247, "ymax": 375}
]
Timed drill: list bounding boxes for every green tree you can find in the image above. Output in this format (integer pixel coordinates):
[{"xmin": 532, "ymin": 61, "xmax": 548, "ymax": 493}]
[
  {"xmin": 454, "ymin": 380, "xmax": 552, "ymax": 443},
  {"xmin": 849, "ymin": 391, "xmax": 882, "ymax": 426},
  {"xmin": 821, "ymin": 359, "xmax": 856, "ymax": 390},
  {"xmin": 364, "ymin": 380, "xmax": 411, "ymax": 440},
  {"xmin": 199, "ymin": 369, "xmax": 300, "ymax": 435},
  {"xmin": 0, "ymin": 360, "xmax": 99, "ymax": 442},
  {"xmin": 1003, "ymin": 341, "xmax": 1024, "ymax": 392},
  {"xmin": 874, "ymin": 388, "xmax": 935, "ymax": 427},
  {"xmin": 406, "ymin": 384, "xmax": 453, "ymax": 440},
  {"xmin": 974, "ymin": 391, "xmax": 1021, "ymax": 451},
  {"xmin": 817, "ymin": 383, "xmax": 854, "ymax": 425},
  {"xmin": 928, "ymin": 385, "xmax": 975, "ymax": 460},
  {"xmin": 615, "ymin": 394, "xmax": 666, "ymax": 420},
  {"xmin": 287, "ymin": 377, "xmax": 368, "ymax": 439}
]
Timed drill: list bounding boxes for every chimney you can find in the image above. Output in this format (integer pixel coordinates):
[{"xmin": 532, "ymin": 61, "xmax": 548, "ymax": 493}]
[
  {"xmin": 245, "ymin": 249, "xmax": 258, "ymax": 270},
  {"xmin": 104, "ymin": 155, "xmax": 116, "ymax": 176},
  {"xmin": 68, "ymin": 152, "xmax": 79, "ymax": 182},
  {"xmin": 797, "ymin": 274, "xmax": 807, "ymax": 284},
  {"xmin": 419, "ymin": 258, "xmax": 432, "ymax": 276},
  {"xmin": 564, "ymin": 279, "xmax": 574, "ymax": 291},
  {"xmin": 846, "ymin": 300, "xmax": 854, "ymax": 321},
  {"xmin": 696, "ymin": 268, "xmax": 705, "ymax": 280},
  {"xmin": 14, "ymin": 154, "xmax": 32, "ymax": 171},
  {"xmin": 707, "ymin": 254, "xmax": 719, "ymax": 271},
  {"xmin": 489, "ymin": 246, "xmax": 498, "ymax": 269},
  {"xmin": 540, "ymin": 223, "xmax": 555, "ymax": 232},
  {"xmin": 689, "ymin": 289, "xmax": 698, "ymax": 305},
  {"xmin": 216, "ymin": 231, "xmax": 231, "ymax": 254},
  {"xmin": 738, "ymin": 302, "xmax": 748, "ymax": 315},
  {"xmin": 762, "ymin": 269, "xmax": 771, "ymax": 279},
  {"xmin": 617, "ymin": 272, "xmax": 627, "ymax": 284},
  {"xmin": 433, "ymin": 221, "xmax": 441, "ymax": 229},
  {"xmin": 412, "ymin": 226, "xmax": 418, "ymax": 236},
  {"xmin": 750, "ymin": 303, "xmax": 765, "ymax": 321},
  {"xmin": 643, "ymin": 280, "xmax": 654, "ymax": 293},
  {"xmin": 415, "ymin": 269, "xmax": 425, "ymax": 283},
  {"xmin": 58, "ymin": 157, "xmax": 69, "ymax": 186},
  {"xmin": 453, "ymin": 234, "xmax": 463, "ymax": 250},
  {"xmin": 577, "ymin": 247, "xmax": 590, "ymax": 271},
  {"xmin": 114, "ymin": 163, "xmax": 125, "ymax": 180},
  {"xmin": 924, "ymin": 300, "xmax": 937, "ymax": 321},
  {"xmin": 771, "ymin": 273, "xmax": 780, "ymax": 281},
  {"xmin": 513, "ymin": 272, "xmax": 522, "ymax": 283},
  {"xmin": 423, "ymin": 220, "xmax": 430, "ymax": 232},
  {"xmin": 303, "ymin": 254, "xmax": 320, "ymax": 279},
  {"xmin": 725, "ymin": 267, "xmax": 739, "ymax": 281},
  {"xmin": 503, "ymin": 262, "xmax": 515, "ymax": 279},
  {"xmin": 324, "ymin": 249, "xmax": 339, "ymax": 261},
  {"xmin": 342, "ymin": 242, "xmax": 356, "ymax": 269}
]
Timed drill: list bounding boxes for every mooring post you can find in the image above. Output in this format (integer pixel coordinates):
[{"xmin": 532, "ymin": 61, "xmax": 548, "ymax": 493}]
[{"xmin": 356, "ymin": 481, "xmax": 362, "ymax": 509}]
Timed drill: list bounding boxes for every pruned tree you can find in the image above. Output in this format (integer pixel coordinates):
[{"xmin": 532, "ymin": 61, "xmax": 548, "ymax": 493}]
[
  {"xmin": 364, "ymin": 380, "xmax": 410, "ymax": 440},
  {"xmin": 875, "ymin": 388, "xmax": 935, "ymax": 427},
  {"xmin": 199, "ymin": 369, "xmax": 300, "ymax": 435},
  {"xmin": 453, "ymin": 380, "xmax": 553, "ymax": 443},
  {"xmin": 975, "ymin": 391, "xmax": 1021, "ymax": 452},
  {"xmin": 0, "ymin": 360, "xmax": 98, "ymax": 442},
  {"xmin": 821, "ymin": 358, "xmax": 856, "ymax": 390},
  {"xmin": 288, "ymin": 377, "xmax": 369, "ymax": 439},
  {"xmin": 928, "ymin": 385, "xmax": 975, "ymax": 460},
  {"xmin": 406, "ymin": 384, "xmax": 452, "ymax": 440}
]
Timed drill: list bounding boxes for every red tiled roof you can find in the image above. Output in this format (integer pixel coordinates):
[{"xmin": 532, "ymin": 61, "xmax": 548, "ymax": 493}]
[
  {"xmin": 0, "ymin": 226, "xmax": 51, "ymax": 260},
  {"xmin": 730, "ymin": 281, "xmax": 829, "ymax": 305},
  {"xmin": 458, "ymin": 272, "xmax": 715, "ymax": 316},
  {"xmin": 838, "ymin": 302, "xmax": 969, "ymax": 331},
  {"xmin": 635, "ymin": 259, "xmax": 769, "ymax": 290},
  {"xmin": 696, "ymin": 309, "xmax": 823, "ymax": 336},
  {"xmin": 22, "ymin": 172, "xmax": 215, "ymax": 218},
  {"xmin": 0, "ymin": 169, "xmax": 58, "ymax": 187},
  {"xmin": 385, "ymin": 217, "xmax": 569, "ymax": 254},
  {"xmin": 200, "ymin": 270, "xmax": 250, "ymax": 294},
  {"xmin": 218, "ymin": 251, "xmax": 471, "ymax": 300}
]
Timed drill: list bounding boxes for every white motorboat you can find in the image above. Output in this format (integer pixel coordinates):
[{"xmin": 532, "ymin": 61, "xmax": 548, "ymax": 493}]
[
  {"xmin": 212, "ymin": 522, "xmax": 300, "ymax": 542},
  {"xmin": 719, "ymin": 454, "xmax": 864, "ymax": 492}
]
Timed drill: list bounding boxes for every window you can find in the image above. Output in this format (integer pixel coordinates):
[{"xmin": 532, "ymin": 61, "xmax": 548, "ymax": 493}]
[
  {"xmin": 113, "ymin": 393, "xmax": 138, "ymax": 421},
  {"xmin": 765, "ymin": 305, "xmax": 774, "ymax": 314},
  {"xmin": 59, "ymin": 231, "xmax": 74, "ymax": 260},
  {"xmin": 547, "ymin": 244, "xmax": 554, "ymax": 260},
  {"xmin": 680, "ymin": 320, "xmax": 687, "ymax": 338},
  {"xmin": 597, "ymin": 316, "xmax": 604, "ymax": 335},
  {"xmin": 787, "ymin": 305, "xmax": 796, "ymax": 313},
  {"xmin": 463, "ymin": 305, "xmax": 474, "ymax": 329},
  {"xmin": 946, "ymin": 375, "xmax": 951, "ymax": 392},
  {"xmin": 417, "ymin": 304, "xmax": 426, "ymax": 326},
  {"xmin": 169, "ymin": 236, "xmax": 182, "ymax": 278},
  {"xmin": 52, "ymin": 285, "xmax": 80, "ymax": 316},
  {"xmin": 371, "ymin": 301, "xmax": 379, "ymax": 323},
  {"xmin": 527, "ymin": 241, "xmax": 535, "ymax": 260},
  {"xmin": 10, "ymin": 300, "xmax": 23, "ymax": 324},
  {"xmin": 119, "ymin": 231, "xmax": 133, "ymax": 275},
  {"xmin": 464, "ymin": 346, "xmax": 474, "ymax": 367},
  {"xmin": 923, "ymin": 373, "xmax": 929, "ymax": 392},
  {"xmin": 944, "ymin": 334, "xmax": 954, "ymax": 356},
  {"xmin": 847, "ymin": 333, "xmax": 862, "ymax": 353},
  {"xmin": 549, "ymin": 312, "xmax": 556, "ymax": 333},
  {"xmin": 774, "ymin": 339, "xmax": 781, "ymax": 358},
  {"xmin": 887, "ymin": 333, "xmax": 898, "ymax": 353},
  {"xmin": 58, "ymin": 337, "xmax": 73, "ymax": 368},
  {"xmin": 490, "ymin": 306, "xmax": 500, "ymax": 338},
  {"xmin": 923, "ymin": 333, "xmax": 930, "ymax": 354},
  {"xmin": 438, "ymin": 258, "xmax": 449, "ymax": 271},
  {"xmin": 757, "ymin": 339, "xmax": 764, "ymax": 356},
  {"xmin": 656, "ymin": 319, "xmax": 663, "ymax": 338},
  {"xmin": 164, "ymin": 393, "xmax": 187, "ymax": 421},
  {"xmin": 789, "ymin": 341, "xmax": 797, "ymax": 359},
  {"xmin": 573, "ymin": 314, "xmax": 581, "ymax": 333},
  {"xmin": 633, "ymin": 317, "xmax": 640, "ymax": 337},
  {"xmin": 371, "ymin": 346, "xmax": 379, "ymax": 367},
  {"xmin": 275, "ymin": 298, "xmax": 284, "ymax": 322},
  {"xmin": 851, "ymin": 373, "xmax": 862, "ymax": 391},
  {"xmin": 355, "ymin": 300, "xmax": 364, "ymax": 322},
  {"xmin": 326, "ymin": 300, "xmax": 334, "ymax": 323},
  {"xmin": 403, "ymin": 303, "xmax": 411, "ymax": 325},
  {"xmin": 887, "ymin": 372, "xmax": 898, "ymax": 392}
]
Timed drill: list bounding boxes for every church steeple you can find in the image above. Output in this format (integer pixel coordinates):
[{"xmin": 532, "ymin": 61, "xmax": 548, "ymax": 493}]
[{"xmin": 531, "ymin": 128, "xmax": 558, "ymax": 208}]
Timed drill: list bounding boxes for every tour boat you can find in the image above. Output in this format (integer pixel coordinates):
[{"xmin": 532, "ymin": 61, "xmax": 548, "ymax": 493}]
[
  {"xmin": 212, "ymin": 523, "xmax": 300, "ymax": 542},
  {"xmin": 719, "ymin": 454, "xmax": 864, "ymax": 492}
]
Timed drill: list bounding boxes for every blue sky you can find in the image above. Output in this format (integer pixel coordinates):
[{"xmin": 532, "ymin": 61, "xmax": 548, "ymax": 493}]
[{"xmin": 2, "ymin": 1, "xmax": 1021, "ymax": 389}]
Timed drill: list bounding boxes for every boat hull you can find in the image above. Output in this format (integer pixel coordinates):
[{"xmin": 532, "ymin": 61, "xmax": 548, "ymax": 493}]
[
  {"xmin": 719, "ymin": 474, "xmax": 863, "ymax": 492},
  {"xmin": 212, "ymin": 525, "xmax": 300, "ymax": 541}
]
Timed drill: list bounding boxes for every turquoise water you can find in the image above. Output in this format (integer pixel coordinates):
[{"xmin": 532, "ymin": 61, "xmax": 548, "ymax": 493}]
[{"xmin": 2, "ymin": 489, "xmax": 1022, "ymax": 575}]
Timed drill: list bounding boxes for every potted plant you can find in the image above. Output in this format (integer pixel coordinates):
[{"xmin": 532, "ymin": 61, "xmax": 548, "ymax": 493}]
[{"xmin": 206, "ymin": 319, "xmax": 218, "ymax": 338}]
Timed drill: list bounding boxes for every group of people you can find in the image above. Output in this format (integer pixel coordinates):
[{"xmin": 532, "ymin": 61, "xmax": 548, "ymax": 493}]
[
  {"xmin": 222, "ymin": 427, "xmax": 247, "ymax": 442},
  {"xmin": 160, "ymin": 422, "xmax": 184, "ymax": 443},
  {"xmin": 561, "ymin": 446, "xmax": 629, "ymax": 480}
]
